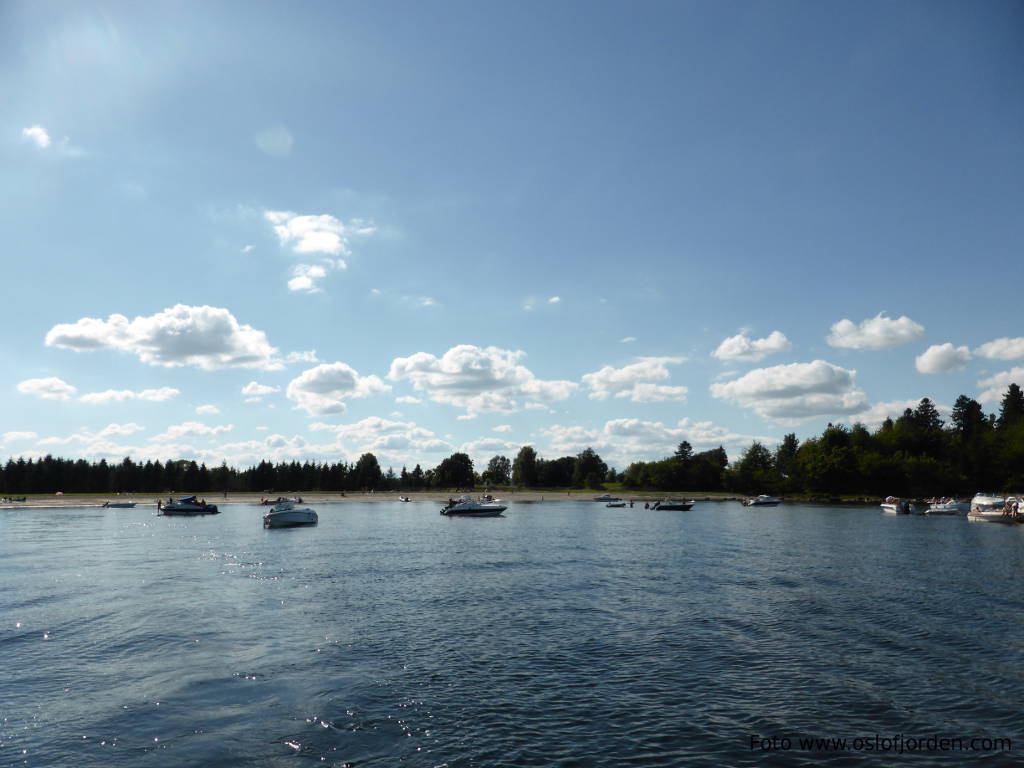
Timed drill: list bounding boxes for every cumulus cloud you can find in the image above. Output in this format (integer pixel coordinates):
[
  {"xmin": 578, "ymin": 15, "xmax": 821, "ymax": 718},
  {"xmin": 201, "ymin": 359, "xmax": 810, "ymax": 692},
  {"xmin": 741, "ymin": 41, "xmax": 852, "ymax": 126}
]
[
  {"xmin": 621, "ymin": 337, "xmax": 637, "ymax": 344},
  {"xmin": 288, "ymin": 264, "xmax": 332, "ymax": 293},
  {"xmin": 396, "ymin": 395, "xmax": 422, "ymax": 404},
  {"xmin": 196, "ymin": 405, "xmax": 220, "ymax": 415},
  {"xmin": 17, "ymin": 377, "xmax": 77, "ymax": 401},
  {"xmin": 977, "ymin": 368, "xmax": 1024, "ymax": 404},
  {"xmin": 264, "ymin": 210, "xmax": 374, "ymax": 291},
  {"xmin": 493, "ymin": 424, "xmax": 513, "ymax": 433},
  {"xmin": 309, "ymin": 416, "xmax": 450, "ymax": 459},
  {"xmin": 79, "ymin": 387, "xmax": 180, "ymax": 404},
  {"xmin": 548, "ymin": 296, "xmax": 561, "ymax": 304},
  {"xmin": 241, "ymin": 381, "xmax": 280, "ymax": 401},
  {"xmin": 22, "ymin": 125, "xmax": 51, "ymax": 148},
  {"xmin": 713, "ymin": 331, "xmax": 792, "ymax": 362},
  {"xmin": 150, "ymin": 421, "xmax": 234, "ymax": 441},
  {"xmin": 254, "ymin": 125, "xmax": 294, "ymax": 157},
  {"xmin": 582, "ymin": 357, "xmax": 687, "ymax": 402},
  {"xmin": 46, "ymin": 305, "xmax": 281, "ymax": 370},
  {"xmin": 915, "ymin": 343, "xmax": 971, "ymax": 374},
  {"xmin": 710, "ymin": 360, "xmax": 867, "ymax": 423},
  {"xmin": 827, "ymin": 313, "xmax": 924, "ymax": 350},
  {"xmin": 388, "ymin": 345, "xmax": 578, "ymax": 417},
  {"xmin": 3, "ymin": 431, "xmax": 38, "ymax": 442},
  {"xmin": 974, "ymin": 338, "xmax": 1024, "ymax": 361},
  {"xmin": 286, "ymin": 362, "xmax": 390, "ymax": 416}
]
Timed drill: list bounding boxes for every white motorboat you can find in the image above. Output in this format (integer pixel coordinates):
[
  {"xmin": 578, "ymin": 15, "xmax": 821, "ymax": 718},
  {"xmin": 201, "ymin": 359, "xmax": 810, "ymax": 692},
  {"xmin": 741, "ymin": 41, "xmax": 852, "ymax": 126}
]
[
  {"xmin": 651, "ymin": 499, "xmax": 694, "ymax": 511},
  {"xmin": 103, "ymin": 501, "xmax": 137, "ymax": 508},
  {"xmin": 924, "ymin": 498, "xmax": 969, "ymax": 515},
  {"xmin": 880, "ymin": 496, "xmax": 913, "ymax": 514},
  {"xmin": 158, "ymin": 496, "xmax": 219, "ymax": 515},
  {"xmin": 440, "ymin": 495, "xmax": 507, "ymax": 517},
  {"xmin": 968, "ymin": 492, "xmax": 1019, "ymax": 523},
  {"xmin": 593, "ymin": 494, "xmax": 622, "ymax": 502},
  {"xmin": 742, "ymin": 495, "xmax": 781, "ymax": 507},
  {"xmin": 263, "ymin": 501, "xmax": 318, "ymax": 528}
]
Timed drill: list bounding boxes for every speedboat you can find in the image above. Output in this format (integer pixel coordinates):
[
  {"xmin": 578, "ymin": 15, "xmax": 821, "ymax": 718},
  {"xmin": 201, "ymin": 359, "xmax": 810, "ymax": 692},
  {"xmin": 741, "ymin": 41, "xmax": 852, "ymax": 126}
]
[
  {"xmin": 158, "ymin": 496, "xmax": 219, "ymax": 515},
  {"xmin": 102, "ymin": 501, "xmax": 137, "ymax": 508},
  {"xmin": 968, "ymin": 492, "xmax": 1018, "ymax": 523},
  {"xmin": 593, "ymin": 494, "xmax": 622, "ymax": 502},
  {"xmin": 925, "ymin": 498, "xmax": 969, "ymax": 515},
  {"xmin": 651, "ymin": 499, "xmax": 694, "ymax": 511},
  {"xmin": 260, "ymin": 496, "xmax": 302, "ymax": 506},
  {"xmin": 606, "ymin": 501, "xmax": 627, "ymax": 508},
  {"xmin": 440, "ymin": 495, "xmax": 507, "ymax": 517},
  {"xmin": 263, "ymin": 501, "xmax": 318, "ymax": 528},
  {"xmin": 742, "ymin": 495, "xmax": 781, "ymax": 507},
  {"xmin": 880, "ymin": 496, "xmax": 913, "ymax": 514}
]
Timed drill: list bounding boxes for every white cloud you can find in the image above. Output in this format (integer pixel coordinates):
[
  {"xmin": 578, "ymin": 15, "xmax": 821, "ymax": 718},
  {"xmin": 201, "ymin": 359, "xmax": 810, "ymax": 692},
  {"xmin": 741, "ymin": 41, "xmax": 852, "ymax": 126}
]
[
  {"xmin": 97, "ymin": 423, "xmax": 145, "ymax": 438},
  {"xmin": 196, "ymin": 405, "xmax": 220, "ymax": 415},
  {"xmin": 849, "ymin": 400, "xmax": 951, "ymax": 429},
  {"xmin": 264, "ymin": 210, "xmax": 374, "ymax": 292},
  {"xmin": 241, "ymin": 245, "xmax": 255, "ymax": 254},
  {"xmin": 22, "ymin": 125, "xmax": 51, "ymax": 148},
  {"xmin": 241, "ymin": 381, "xmax": 280, "ymax": 401},
  {"xmin": 548, "ymin": 296, "xmax": 561, "ymax": 304},
  {"xmin": 493, "ymin": 424, "xmax": 513, "ymax": 433},
  {"xmin": 286, "ymin": 362, "xmax": 390, "ymax": 416},
  {"xmin": 284, "ymin": 350, "xmax": 320, "ymax": 365},
  {"xmin": 396, "ymin": 395, "xmax": 422, "ymax": 404},
  {"xmin": 388, "ymin": 345, "xmax": 578, "ymax": 417},
  {"xmin": 915, "ymin": 343, "xmax": 971, "ymax": 374},
  {"xmin": 46, "ymin": 305, "xmax": 281, "ymax": 370},
  {"xmin": 827, "ymin": 312, "xmax": 924, "ymax": 350},
  {"xmin": 974, "ymin": 338, "xmax": 1024, "ymax": 361},
  {"xmin": 3, "ymin": 431, "xmax": 38, "ymax": 442},
  {"xmin": 150, "ymin": 421, "xmax": 234, "ymax": 441},
  {"xmin": 710, "ymin": 360, "xmax": 867, "ymax": 423},
  {"xmin": 254, "ymin": 125, "xmax": 294, "ymax": 157},
  {"xmin": 309, "ymin": 416, "xmax": 450, "ymax": 460},
  {"xmin": 17, "ymin": 377, "xmax": 77, "ymax": 401},
  {"xmin": 582, "ymin": 357, "xmax": 687, "ymax": 402},
  {"xmin": 288, "ymin": 263, "xmax": 333, "ymax": 293},
  {"xmin": 713, "ymin": 330, "xmax": 792, "ymax": 362},
  {"xmin": 621, "ymin": 337, "xmax": 637, "ymax": 344},
  {"xmin": 79, "ymin": 387, "xmax": 180, "ymax": 404},
  {"xmin": 977, "ymin": 367, "xmax": 1024, "ymax": 404}
]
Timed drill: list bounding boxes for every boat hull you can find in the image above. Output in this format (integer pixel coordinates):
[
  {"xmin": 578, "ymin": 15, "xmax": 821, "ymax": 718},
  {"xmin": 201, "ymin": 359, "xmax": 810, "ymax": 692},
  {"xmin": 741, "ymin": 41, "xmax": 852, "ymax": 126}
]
[
  {"xmin": 441, "ymin": 506, "xmax": 506, "ymax": 517},
  {"xmin": 160, "ymin": 506, "xmax": 220, "ymax": 516},
  {"xmin": 652, "ymin": 502, "xmax": 693, "ymax": 511},
  {"xmin": 264, "ymin": 510, "xmax": 318, "ymax": 528}
]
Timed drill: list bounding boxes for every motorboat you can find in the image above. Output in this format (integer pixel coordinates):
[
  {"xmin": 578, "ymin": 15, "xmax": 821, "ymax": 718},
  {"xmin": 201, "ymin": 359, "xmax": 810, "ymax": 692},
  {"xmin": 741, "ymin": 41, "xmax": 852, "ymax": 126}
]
[
  {"xmin": 651, "ymin": 499, "xmax": 694, "ymax": 511},
  {"xmin": 440, "ymin": 495, "xmax": 507, "ymax": 517},
  {"xmin": 399, "ymin": 496, "xmax": 411, "ymax": 502},
  {"xmin": 593, "ymin": 494, "xmax": 622, "ymax": 502},
  {"xmin": 742, "ymin": 495, "xmax": 781, "ymax": 507},
  {"xmin": 260, "ymin": 496, "xmax": 302, "ymax": 506},
  {"xmin": 157, "ymin": 495, "xmax": 219, "ymax": 515},
  {"xmin": 263, "ymin": 501, "xmax": 318, "ymax": 528},
  {"xmin": 968, "ymin": 492, "xmax": 1018, "ymax": 523},
  {"xmin": 606, "ymin": 501, "xmax": 627, "ymax": 508},
  {"xmin": 102, "ymin": 501, "xmax": 137, "ymax": 508},
  {"xmin": 880, "ymin": 496, "xmax": 913, "ymax": 514},
  {"xmin": 924, "ymin": 498, "xmax": 969, "ymax": 515}
]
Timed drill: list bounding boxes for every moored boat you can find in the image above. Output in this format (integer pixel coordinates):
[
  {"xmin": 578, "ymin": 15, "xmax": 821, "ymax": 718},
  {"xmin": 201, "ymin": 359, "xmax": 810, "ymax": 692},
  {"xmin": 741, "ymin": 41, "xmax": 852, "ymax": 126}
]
[
  {"xmin": 742, "ymin": 495, "xmax": 781, "ymax": 507},
  {"xmin": 593, "ymin": 494, "xmax": 622, "ymax": 502},
  {"xmin": 651, "ymin": 499, "xmax": 694, "ymax": 511},
  {"xmin": 440, "ymin": 495, "xmax": 507, "ymax": 517},
  {"xmin": 924, "ymin": 498, "xmax": 969, "ymax": 515},
  {"xmin": 968, "ymin": 492, "xmax": 1020, "ymax": 523},
  {"xmin": 880, "ymin": 496, "xmax": 913, "ymax": 514},
  {"xmin": 263, "ymin": 501, "xmax": 318, "ymax": 528},
  {"xmin": 158, "ymin": 495, "xmax": 219, "ymax": 515},
  {"xmin": 102, "ymin": 501, "xmax": 137, "ymax": 508}
]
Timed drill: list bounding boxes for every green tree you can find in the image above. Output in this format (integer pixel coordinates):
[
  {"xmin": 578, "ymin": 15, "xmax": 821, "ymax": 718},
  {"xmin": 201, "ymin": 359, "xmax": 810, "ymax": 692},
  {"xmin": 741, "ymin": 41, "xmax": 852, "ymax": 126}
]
[
  {"xmin": 353, "ymin": 453, "xmax": 382, "ymax": 489},
  {"xmin": 434, "ymin": 452, "xmax": 475, "ymax": 488},
  {"xmin": 571, "ymin": 447, "xmax": 607, "ymax": 489},
  {"xmin": 512, "ymin": 445, "xmax": 539, "ymax": 487},
  {"xmin": 482, "ymin": 455, "xmax": 512, "ymax": 485},
  {"xmin": 998, "ymin": 383, "xmax": 1024, "ymax": 429}
]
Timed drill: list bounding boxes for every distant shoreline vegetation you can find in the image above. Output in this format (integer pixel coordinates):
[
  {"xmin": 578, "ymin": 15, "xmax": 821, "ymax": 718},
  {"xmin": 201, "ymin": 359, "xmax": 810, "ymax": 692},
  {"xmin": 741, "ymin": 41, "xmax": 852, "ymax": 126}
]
[{"xmin": 2, "ymin": 386, "xmax": 1022, "ymax": 498}]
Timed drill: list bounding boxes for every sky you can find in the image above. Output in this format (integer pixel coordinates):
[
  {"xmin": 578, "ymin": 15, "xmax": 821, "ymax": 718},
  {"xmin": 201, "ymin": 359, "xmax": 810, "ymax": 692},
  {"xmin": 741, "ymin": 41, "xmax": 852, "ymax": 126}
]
[{"xmin": 2, "ymin": 0, "xmax": 1022, "ymax": 473}]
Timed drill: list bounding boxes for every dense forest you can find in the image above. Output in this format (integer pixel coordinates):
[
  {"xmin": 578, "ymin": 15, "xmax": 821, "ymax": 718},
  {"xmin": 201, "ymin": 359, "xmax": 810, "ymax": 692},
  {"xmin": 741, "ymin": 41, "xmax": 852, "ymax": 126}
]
[{"xmin": 2, "ymin": 386, "xmax": 1023, "ymax": 497}]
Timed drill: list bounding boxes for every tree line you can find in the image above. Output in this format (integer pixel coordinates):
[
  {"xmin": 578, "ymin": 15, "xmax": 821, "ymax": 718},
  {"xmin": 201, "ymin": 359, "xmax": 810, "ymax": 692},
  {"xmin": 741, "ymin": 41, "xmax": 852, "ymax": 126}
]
[{"xmin": 2, "ymin": 385, "xmax": 1022, "ymax": 497}]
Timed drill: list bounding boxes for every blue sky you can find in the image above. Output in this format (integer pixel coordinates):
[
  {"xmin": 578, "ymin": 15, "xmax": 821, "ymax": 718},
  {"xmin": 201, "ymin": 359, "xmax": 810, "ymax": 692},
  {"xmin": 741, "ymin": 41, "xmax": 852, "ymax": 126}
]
[{"xmin": 3, "ymin": 0, "xmax": 1022, "ymax": 472}]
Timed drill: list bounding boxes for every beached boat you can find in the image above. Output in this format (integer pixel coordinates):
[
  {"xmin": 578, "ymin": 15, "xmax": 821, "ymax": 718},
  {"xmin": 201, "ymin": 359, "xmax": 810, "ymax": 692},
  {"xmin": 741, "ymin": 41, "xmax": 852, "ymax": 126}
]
[
  {"xmin": 102, "ymin": 501, "xmax": 137, "ymax": 508},
  {"xmin": 440, "ymin": 495, "xmax": 507, "ymax": 517},
  {"xmin": 158, "ymin": 495, "xmax": 219, "ymax": 515},
  {"xmin": 593, "ymin": 494, "xmax": 622, "ymax": 502},
  {"xmin": 925, "ymin": 498, "xmax": 969, "ymax": 515},
  {"xmin": 880, "ymin": 496, "xmax": 914, "ymax": 514},
  {"xmin": 968, "ymin": 492, "xmax": 1019, "ymax": 523},
  {"xmin": 742, "ymin": 495, "xmax": 781, "ymax": 507},
  {"xmin": 651, "ymin": 499, "xmax": 694, "ymax": 511},
  {"xmin": 263, "ymin": 501, "xmax": 318, "ymax": 528}
]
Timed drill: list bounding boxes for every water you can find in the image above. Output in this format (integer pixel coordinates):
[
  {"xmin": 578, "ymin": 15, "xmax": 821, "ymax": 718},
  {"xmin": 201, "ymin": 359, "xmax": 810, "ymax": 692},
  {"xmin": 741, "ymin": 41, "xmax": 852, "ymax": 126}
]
[{"xmin": 2, "ymin": 501, "xmax": 1023, "ymax": 767}]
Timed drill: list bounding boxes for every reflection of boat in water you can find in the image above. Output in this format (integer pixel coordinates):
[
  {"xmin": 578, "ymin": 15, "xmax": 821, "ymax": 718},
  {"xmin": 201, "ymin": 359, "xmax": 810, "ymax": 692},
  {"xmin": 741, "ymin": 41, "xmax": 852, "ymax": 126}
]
[
  {"xmin": 440, "ymin": 495, "xmax": 507, "ymax": 517},
  {"xmin": 651, "ymin": 499, "xmax": 694, "ymax": 511},
  {"xmin": 158, "ymin": 496, "xmax": 219, "ymax": 515},
  {"xmin": 880, "ymin": 496, "xmax": 913, "ymax": 514},
  {"xmin": 924, "ymin": 498, "xmax": 969, "ymax": 515},
  {"xmin": 263, "ymin": 501, "xmax": 318, "ymax": 528},
  {"xmin": 742, "ymin": 495, "xmax": 781, "ymax": 507},
  {"xmin": 103, "ymin": 501, "xmax": 137, "ymax": 508},
  {"xmin": 968, "ymin": 492, "xmax": 1020, "ymax": 524}
]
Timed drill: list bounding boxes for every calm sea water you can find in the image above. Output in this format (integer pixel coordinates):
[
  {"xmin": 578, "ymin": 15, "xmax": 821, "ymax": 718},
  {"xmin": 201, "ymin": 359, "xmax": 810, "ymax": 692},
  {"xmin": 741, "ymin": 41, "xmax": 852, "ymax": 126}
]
[{"xmin": 2, "ymin": 500, "xmax": 1024, "ymax": 767}]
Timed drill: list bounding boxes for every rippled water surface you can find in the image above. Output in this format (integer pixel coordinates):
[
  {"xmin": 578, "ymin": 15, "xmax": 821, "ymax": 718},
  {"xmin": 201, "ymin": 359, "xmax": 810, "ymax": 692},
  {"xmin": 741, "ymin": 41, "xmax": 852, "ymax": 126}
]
[{"xmin": 3, "ymin": 501, "xmax": 1024, "ymax": 766}]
